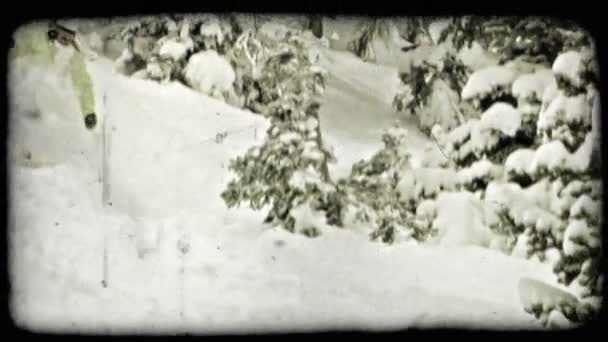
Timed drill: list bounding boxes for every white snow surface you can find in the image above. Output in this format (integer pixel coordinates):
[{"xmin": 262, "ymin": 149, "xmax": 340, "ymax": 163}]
[
  {"xmin": 183, "ymin": 50, "xmax": 236, "ymax": 97},
  {"xmin": 7, "ymin": 39, "xmax": 558, "ymax": 333},
  {"xmin": 480, "ymin": 102, "xmax": 522, "ymax": 137},
  {"xmin": 461, "ymin": 66, "xmax": 517, "ymax": 100}
]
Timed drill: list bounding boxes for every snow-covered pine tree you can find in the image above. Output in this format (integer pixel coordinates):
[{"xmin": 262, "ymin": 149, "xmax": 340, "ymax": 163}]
[
  {"xmin": 409, "ymin": 18, "xmax": 600, "ymax": 325},
  {"xmin": 434, "ymin": 45, "xmax": 601, "ymax": 326},
  {"xmin": 535, "ymin": 48, "xmax": 602, "ymax": 324},
  {"xmin": 221, "ymin": 32, "xmax": 339, "ymax": 237}
]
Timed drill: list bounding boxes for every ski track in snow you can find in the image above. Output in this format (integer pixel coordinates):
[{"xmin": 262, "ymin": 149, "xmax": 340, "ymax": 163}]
[{"xmin": 8, "ymin": 50, "xmax": 548, "ymax": 333}]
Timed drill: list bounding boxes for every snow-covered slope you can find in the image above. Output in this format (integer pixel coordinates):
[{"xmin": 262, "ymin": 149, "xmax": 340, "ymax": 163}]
[
  {"xmin": 9, "ymin": 48, "xmax": 553, "ymax": 333},
  {"xmin": 316, "ymin": 46, "xmax": 445, "ymax": 178}
]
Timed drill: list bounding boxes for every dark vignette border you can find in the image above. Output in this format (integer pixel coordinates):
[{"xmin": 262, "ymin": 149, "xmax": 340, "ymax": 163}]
[{"xmin": 1, "ymin": 1, "xmax": 605, "ymax": 340}]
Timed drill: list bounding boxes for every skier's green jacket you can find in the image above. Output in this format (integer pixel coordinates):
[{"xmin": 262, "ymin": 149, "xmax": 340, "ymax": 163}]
[{"xmin": 10, "ymin": 22, "xmax": 96, "ymax": 126}]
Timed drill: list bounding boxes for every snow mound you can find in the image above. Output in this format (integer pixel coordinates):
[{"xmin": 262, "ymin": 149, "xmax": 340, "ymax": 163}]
[
  {"xmin": 512, "ymin": 69, "xmax": 556, "ymax": 101},
  {"xmin": 183, "ymin": 50, "xmax": 235, "ymax": 97},
  {"xmin": 530, "ymin": 140, "xmax": 572, "ymax": 173},
  {"xmin": 431, "ymin": 191, "xmax": 495, "ymax": 248},
  {"xmin": 461, "ymin": 66, "xmax": 517, "ymax": 100},
  {"xmin": 518, "ymin": 277, "xmax": 578, "ymax": 312},
  {"xmin": 563, "ymin": 219, "xmax": 598, "ymax": 256},
  {"xmin": 505, "ymin": 149, "xmax": 536, "ymax": 175},
  {"xmin": 552, "ymin": 50, "xmax": 589, "ymax": 87},
  {"xmin": 538, "ymin": 93, "xmax": 590, "ymax": 131},
  {"xmin": 457, "ymin": 159, "xmax": 502, "ymax": 186},
  {"xmin": 479, "ymin": 102, "xmax": 522, "ymax": 136},
  {"xmin": 158, "ymin": 39, "xmax": 191, "ymax": 61}
]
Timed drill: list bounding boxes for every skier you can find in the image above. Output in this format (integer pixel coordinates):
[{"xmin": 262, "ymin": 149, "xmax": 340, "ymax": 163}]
[{"xmin": 10, "ymin": 21, "xmax": 98, "ymax": 130}]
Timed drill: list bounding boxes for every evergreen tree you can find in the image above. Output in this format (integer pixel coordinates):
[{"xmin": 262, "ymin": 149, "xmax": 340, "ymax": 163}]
[{"xmin": 221, "ymin": 32, "xmax": 338, "ymax": 236}]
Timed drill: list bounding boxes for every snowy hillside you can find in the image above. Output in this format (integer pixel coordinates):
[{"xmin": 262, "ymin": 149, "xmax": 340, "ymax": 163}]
[{"xmin": 9, "ymin": 17, "xmax": 599, "ymax": 333}]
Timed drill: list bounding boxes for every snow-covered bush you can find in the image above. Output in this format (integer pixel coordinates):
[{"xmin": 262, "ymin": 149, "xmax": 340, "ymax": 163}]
[
  {"xmin": 183, "ymin": 50, "xmax": 236, "ymax": 101},
  {"xmin": 112, "ymin": 15, "xmax": 244, "ymax": 90},
  {"xmin": 338, "ymin": 127, "xmax": 418, "ymax": 243}
]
